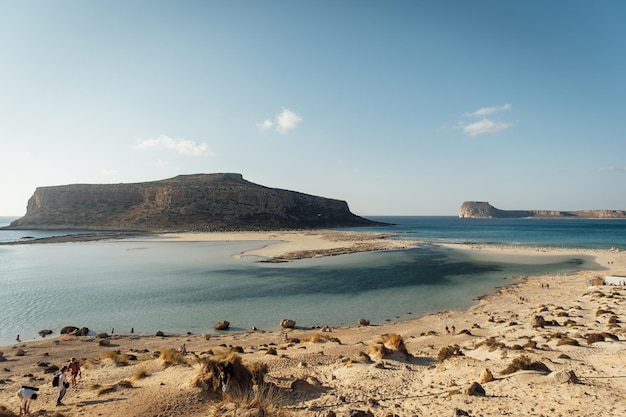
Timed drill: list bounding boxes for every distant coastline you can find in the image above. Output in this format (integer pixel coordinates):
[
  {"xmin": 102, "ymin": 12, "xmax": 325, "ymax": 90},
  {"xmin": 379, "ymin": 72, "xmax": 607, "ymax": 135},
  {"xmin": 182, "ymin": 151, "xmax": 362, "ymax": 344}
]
[{"xmin": 459, "ymin": 201, "xmax": 626, "ymax": 219}]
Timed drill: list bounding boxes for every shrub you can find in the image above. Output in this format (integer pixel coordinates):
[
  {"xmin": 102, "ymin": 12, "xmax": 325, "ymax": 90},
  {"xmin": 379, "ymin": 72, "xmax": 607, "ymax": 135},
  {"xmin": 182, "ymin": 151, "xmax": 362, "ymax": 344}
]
[
  {"xmin": 194, "ymin": 352, "xmax": 267, "ymax": 394},
  {"xmin": 209, "ymin": 381, "xmax": 288, "ymax": 417},
  {"xmin": 367, "ymin": 333, "xmax": 408, "ymax": 360},
  {"xmin": 500, "ymin": 355, "xmax": 551, "ymax": 375},
  {"xmin": 523, "ymin": 340, "xmax": 538, "ymax": 349},
  {"xmin": 102, "ymin": 349, "xmax": 130, "ymax": 366},
  {"xmin": 437, "ymin": 345, "xmax": 463, "ymax": 363},
  {"xmin": 133, "ymin": 367, "xmax": 150, "ymax": 380},
  {"xmin": 160, "ymin": 348, "xmax": 187, "ymax": 367},
  {"xmin": 476, "ymin": 336, "xmax": 506, "ymax": 352},
  {"xmin": 601, "ymin": 332, "xmax": 619, "ymax": 341},
  {"xmin": 96, "ymin": 380, "xmax": 133, "ymax": 396},
  {"xmin": 556, "ymin": 337, "xmax": 580, "ymax": 346},
  {"xmin": 586, "ymin": 333, "xmax": 605, "ymax": 344}
]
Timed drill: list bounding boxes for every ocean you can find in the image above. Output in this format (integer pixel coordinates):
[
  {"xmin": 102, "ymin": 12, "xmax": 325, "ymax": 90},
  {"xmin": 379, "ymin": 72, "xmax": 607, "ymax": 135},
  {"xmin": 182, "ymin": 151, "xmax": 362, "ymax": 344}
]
[{"xmin": 1, "ymin": 216, "xmax": 624, "ymax": 347}]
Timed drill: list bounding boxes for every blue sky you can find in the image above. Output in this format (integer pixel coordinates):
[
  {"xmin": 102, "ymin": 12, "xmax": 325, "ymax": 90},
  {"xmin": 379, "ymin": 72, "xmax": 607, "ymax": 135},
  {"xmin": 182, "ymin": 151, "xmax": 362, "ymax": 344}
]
[{"xmin": 1, "ymin": 1, "xmax": 625, "ymax": 216}]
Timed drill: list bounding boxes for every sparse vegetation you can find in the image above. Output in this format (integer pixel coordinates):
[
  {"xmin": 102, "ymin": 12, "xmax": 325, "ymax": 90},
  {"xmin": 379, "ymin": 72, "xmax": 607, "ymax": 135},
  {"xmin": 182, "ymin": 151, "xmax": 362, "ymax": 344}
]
[
  {"xmin": 500, "ymin": 355, "xmax": 551, "ymax": 375},
  {"xmin": 586, "ymin": 333, "xmax": 605, "ymax": 344},
  {"xmin": 475, "ymin": 336, "xmax": 506, "ymax": 352},
  {"xmin": 437, "ymin": 345, "xmax": 464, "ymax": 363},
  {"xmin": 160, "ymin": 347, "xmax": 187, "ymax": 367},
  {"xmin": 367, "ymin": 333, "xmax": 409, "ymax": 360},
  {"xmin": 194, "ymin": 351, "xmax": 267, "ymax": 395},
  {"xmin": 102, "ymin": 349, "xmax": 130, "ymax": 366},
  {"xmin": 96, "ymin": 380, "xmax": 134, "ymax": 396},
  {"xmin": 209, "ymin": 382, "xmax": 289, "ymax": 417},
  {"xmin": 133, "ymin": 366, "xmax": 151, "ymax": 380},
  {"xmin": 556, "ymin": 337, "xmax": 580, "ymax": 346}
]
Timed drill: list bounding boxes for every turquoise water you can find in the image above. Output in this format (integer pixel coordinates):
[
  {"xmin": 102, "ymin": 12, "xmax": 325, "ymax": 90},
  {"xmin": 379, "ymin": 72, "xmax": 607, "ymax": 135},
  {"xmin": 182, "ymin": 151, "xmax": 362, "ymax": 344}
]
[{"xmin": 1, "ymin": 216, "xmax": 619, "ymax": 346}]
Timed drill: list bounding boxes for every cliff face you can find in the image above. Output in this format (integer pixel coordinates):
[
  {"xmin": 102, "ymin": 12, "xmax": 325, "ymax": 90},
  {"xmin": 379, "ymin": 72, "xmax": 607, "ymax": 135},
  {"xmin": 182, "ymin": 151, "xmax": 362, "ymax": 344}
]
[
  {"xmin": 459, "ymin": 201, "xmax": 626, "ymax": 219},
  {"xmin": 8, "ymin": 173, "xmax": 384, "ymax": 231}
]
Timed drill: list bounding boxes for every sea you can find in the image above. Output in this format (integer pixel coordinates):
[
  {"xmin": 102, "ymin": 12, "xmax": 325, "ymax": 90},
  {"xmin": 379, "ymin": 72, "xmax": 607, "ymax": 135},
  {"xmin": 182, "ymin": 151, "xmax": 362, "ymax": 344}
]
[{"xmin": 1, "ymin": 215, "xmax": 625, "ymax": 347}]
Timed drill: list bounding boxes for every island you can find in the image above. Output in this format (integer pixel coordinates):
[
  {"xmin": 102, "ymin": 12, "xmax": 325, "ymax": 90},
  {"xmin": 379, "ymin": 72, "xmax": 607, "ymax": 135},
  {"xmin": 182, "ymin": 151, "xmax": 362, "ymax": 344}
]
[{"xmin": 459, "ymin": 201, "xmax": 626, "ymax": 219}]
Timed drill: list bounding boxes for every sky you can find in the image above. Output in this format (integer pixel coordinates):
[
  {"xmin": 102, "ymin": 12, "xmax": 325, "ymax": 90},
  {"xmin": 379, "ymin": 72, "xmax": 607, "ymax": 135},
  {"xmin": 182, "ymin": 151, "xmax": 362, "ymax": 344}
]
[{"xmin": 1, "ymin": 1, "xmax": 625, "ymax": 217}]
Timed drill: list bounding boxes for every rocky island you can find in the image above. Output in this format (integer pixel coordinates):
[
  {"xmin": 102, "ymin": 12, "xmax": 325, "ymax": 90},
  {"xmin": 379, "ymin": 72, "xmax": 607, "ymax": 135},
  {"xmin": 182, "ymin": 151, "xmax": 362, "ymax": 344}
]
[
  {"xmin": 460, "ymin": 201, "xmax": 626, "ymax": 219},
  {"xmin": 5, "ymin": 173, "xmax": 384, "ymax": 232}
]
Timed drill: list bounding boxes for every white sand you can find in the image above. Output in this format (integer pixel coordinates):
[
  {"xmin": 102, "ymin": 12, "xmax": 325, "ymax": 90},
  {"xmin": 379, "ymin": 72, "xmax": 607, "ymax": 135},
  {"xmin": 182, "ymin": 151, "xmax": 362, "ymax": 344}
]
[{"xmin": 1, "ymin": 230, "xmax": 625, "ymax": 417}]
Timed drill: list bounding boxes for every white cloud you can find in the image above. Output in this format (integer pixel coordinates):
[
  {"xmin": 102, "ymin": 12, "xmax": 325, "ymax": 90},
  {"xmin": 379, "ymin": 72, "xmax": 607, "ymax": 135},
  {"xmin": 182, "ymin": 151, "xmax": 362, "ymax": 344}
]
[
  {"xmin": 257, "ymin": 107, "xmax": 303, "ymax": 134},
  {"xmin": 135, "ymin": 134, "xmax": 215, "ymax": 156},
  {"xmin": 464, "ymin": 118, "xmax": 511, "ymax": 137},
  {"xmin": 276, "ymin": 108, "xmax": 303, "ymax": 133},
  {"xmin": 461, "ymin": 103, "xmax": 513, "ymax": 137},
  {"xmin": 466, "ymin": 103, "xmax": 511, "ymax": 117},
  {"xmin": 256, "ymin": 119, "xmax": 273, "ymax": 130}
]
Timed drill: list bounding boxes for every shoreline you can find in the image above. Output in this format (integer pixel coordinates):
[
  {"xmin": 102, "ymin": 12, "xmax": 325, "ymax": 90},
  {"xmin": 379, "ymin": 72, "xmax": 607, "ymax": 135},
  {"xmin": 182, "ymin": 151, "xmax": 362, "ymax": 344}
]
[{"xmin": 1, "ymin": 231, "xmax": 625, "ymax": 416}]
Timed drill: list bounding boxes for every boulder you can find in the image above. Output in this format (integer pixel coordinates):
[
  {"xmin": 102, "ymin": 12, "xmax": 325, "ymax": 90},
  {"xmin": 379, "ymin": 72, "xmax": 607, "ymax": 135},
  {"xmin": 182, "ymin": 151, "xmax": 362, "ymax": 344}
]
[
  {"xmin": 74, "ymin": 327, "xmax": 90, "ymax": 336},
  {"xmin": 479, "ymin": 368, "xmax": 494, "ymax": 383},
  {"xmin": 38, "ymin": 329, "xmax": 53, "ymax": 338},
  {"xmin": 530, "ymin": 315, "xmax": 547, "ymax": 328},
  {"xmin": 155, "ymin": 330, "xmax": 165, "ymax": 337},
  {"xmin": 465, "ymin": 381, "xmax": 485, "ymax": 396},
  {"xmin": 281, "ymin": 319, "xmax": 296, "ymax": 329},
  {"xmin": 549, "ymin": 370, "xmax": 580, "ymax": 384},
  {"xmin": 60, "ymin": 326, "xmax": 79, "ymax": 334},
  {"xmin": 358, "ymin": 319, "xmax": 370, "ymax": 326},
  {"xmin": 214, "ymin": 320, "xmax": 230, "ymax": 330}
]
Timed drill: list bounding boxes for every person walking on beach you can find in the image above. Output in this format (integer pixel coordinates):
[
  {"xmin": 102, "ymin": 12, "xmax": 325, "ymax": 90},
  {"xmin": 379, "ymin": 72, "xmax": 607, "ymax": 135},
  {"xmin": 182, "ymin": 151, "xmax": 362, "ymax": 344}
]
[
  {"xmin": 16, "ymin": 386, "xmax": 38, "ymax": 415},
  {"xmin": 68, "ymin": 357, "xmax": 81, "ymax": 388},
  {"xmin": 55, "ymin": 366, "xmax": 69, "ymax": 405}
]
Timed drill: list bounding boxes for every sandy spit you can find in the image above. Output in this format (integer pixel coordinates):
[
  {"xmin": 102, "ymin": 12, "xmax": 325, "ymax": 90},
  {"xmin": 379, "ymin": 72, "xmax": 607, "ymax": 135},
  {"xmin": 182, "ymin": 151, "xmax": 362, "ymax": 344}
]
[{"xmin": 1, "ymin": 230, "xmax": 625, "ymax": 417}]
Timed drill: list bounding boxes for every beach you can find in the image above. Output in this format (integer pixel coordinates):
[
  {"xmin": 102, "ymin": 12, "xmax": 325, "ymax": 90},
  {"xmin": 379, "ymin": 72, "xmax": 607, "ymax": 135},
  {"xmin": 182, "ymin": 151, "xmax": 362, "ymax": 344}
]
[{"xmin": 1, "ymin": 230, "xmax": 625, "ymax": 417}]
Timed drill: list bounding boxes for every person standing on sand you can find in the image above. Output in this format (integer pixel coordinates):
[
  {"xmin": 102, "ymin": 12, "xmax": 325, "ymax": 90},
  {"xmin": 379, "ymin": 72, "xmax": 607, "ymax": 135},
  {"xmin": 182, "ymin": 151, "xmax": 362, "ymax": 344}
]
[
  {"xmin": 68, "ymin": 357, "xmax": 81, "ymax": 387},
  {"xmin": 56, "ymin": 366, "xmax": 69, "ymax": 405},
  {"xmin": 16, "ymin": 386, "xmax": 38, "ymax": 415}
]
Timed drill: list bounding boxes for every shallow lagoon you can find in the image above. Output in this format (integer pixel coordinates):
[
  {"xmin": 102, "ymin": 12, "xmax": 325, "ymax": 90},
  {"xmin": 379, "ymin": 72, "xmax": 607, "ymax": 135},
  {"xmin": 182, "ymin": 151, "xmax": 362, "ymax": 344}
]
[{"xmin": 0, "ymin": 237, "xmax": 600, "ymax": 346}]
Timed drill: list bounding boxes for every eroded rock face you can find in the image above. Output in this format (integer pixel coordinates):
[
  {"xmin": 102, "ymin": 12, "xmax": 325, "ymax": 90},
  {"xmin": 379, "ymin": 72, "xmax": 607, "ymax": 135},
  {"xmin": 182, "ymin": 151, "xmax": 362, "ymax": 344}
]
[{"xmin": 8, "ymin": 173, "xmax": 384, "ymax": 231}]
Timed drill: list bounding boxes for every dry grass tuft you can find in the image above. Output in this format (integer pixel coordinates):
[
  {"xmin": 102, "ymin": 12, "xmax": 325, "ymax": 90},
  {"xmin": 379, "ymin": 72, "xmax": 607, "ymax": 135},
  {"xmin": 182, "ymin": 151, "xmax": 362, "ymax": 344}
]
[
  {"xmin": 367, "ymin": 333, "xmax": 409, "ymax": 360},
  {"xmin": 102, "ymin": 349, "xmax": 130, "ymax": 366},
  {"xmin": 96, "ymin": 380, "xmax": 134, "ymax": 396},
  {"xmin": 556, "ymin": 337, "xmax": 580, "ymax": 346},
  {"xmin": 305, "ymin": 333, "xmax": 341, "ymax": 344},
  {"xmin": 500, "ymin": 355, "xmax": 551, "ymax": 375},
  {"xmin": 437, "ymin": 345, "xmax": 463, "ymax": 363},
  {"xmin": 194, "ymin": 351, "xmax": 268, "ymax": 395},
  {"xmin": 132, "ymin": 366, "xmax": 150, "ymax": 381},
  {"xmin": 160, "ymin": 348, "xmax": 188, "ymax": 367},
  {"xmin": 209, "ymin": 383, "xmax": 289, "ymax": 417},
  {"xmin": 586, "ymin": 333, "xmax": 605, "ymax": 344},
  {"xmin": 475, "ymin": 336, "xmax": 506, "ymax": 352}
]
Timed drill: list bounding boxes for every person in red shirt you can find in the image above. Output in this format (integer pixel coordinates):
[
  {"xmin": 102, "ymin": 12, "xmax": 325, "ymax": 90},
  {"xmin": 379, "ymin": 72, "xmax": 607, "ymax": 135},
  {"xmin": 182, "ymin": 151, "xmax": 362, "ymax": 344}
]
[{"xmin": 67, "ymin": 358, "xmax": 82, "ymax": 388}]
